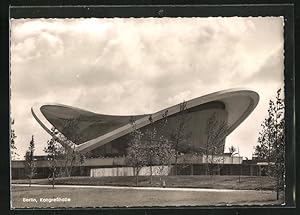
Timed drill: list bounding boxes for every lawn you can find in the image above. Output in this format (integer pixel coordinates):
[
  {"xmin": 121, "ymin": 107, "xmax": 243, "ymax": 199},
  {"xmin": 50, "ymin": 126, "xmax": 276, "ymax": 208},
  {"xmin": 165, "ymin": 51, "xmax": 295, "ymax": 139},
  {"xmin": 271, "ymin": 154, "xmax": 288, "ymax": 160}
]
[
  {"xmin": 11, "ymin": 185, "xmax": 284, "ymax": 208},
  {"xmin": 12, "ymin": 175, "xmax": 277, "ymax": 190}
]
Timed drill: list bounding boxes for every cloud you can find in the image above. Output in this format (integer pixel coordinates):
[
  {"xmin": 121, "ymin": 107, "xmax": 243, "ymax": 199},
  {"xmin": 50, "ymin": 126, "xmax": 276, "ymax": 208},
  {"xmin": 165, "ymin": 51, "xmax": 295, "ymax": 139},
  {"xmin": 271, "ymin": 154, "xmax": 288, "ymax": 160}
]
[
  {"xmin": 244, "ymin": 47, "xmax": 284, "ymax": 84},
  {"xmin": 10, "ymin": 17, "xmax": 284, "ymax": 159}
]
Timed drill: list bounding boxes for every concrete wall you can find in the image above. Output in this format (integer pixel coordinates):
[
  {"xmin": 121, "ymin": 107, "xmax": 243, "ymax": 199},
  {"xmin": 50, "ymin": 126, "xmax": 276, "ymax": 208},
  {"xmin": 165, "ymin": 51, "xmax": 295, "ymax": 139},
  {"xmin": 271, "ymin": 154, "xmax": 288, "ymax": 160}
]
[
  {"xmin": 90, "ymin": 167, "xmax": 134, "ymax": 177},
  {"xmin": 202, "ymin": 155, "xmax": 243, "ymax": 164}
]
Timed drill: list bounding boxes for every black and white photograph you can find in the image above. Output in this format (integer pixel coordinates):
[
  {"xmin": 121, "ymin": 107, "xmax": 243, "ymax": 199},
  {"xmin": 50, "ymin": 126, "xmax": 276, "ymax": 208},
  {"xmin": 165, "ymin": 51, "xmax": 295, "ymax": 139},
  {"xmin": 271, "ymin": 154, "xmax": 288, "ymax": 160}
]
[{"xmin": 10, "ymin": 16, "xmax": 287, "ymax": 208}]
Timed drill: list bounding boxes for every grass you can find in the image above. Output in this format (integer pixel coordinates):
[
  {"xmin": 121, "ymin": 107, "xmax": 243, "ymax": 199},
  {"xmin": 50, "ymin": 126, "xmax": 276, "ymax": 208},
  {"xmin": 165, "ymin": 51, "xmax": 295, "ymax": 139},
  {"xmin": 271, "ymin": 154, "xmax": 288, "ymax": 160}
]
[
  {"xmin": 11, "ymin": 185, "xmax": 284, "ymax": 208},
  {"xmin": 12, "ymin": 175, "xmax": 277, "ymax": 190}
]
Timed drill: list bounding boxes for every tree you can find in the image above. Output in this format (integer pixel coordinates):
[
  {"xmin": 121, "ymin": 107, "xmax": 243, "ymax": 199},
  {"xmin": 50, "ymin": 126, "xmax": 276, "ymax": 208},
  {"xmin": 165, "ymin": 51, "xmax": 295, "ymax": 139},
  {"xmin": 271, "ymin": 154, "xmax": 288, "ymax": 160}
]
[
  {"xmin": 143, "ymin": 125, "xmax": 157, "ymax": 184},
  {"xmin": 126, "ymin": 118, "xmax": 147, "ymax": 186},
  {"xmin": 57, "ymin": 117, "xmax": 85, "ymax": 177},
  {"xmin": 44, "ymin": 117, "xmax": 85, "ymax": 182},
  {"xmin": 169, "ymin": 101, "xmax": 191, "ymax": 175},
  {"xmin": 254, "ymin": 88, "xmax": 285, "ymax": 200},
  {"xmin": 228, "ymin": 145, "xmax": 237, "ymax": 162},
  {"xmin": 205, "ymin": 112, "xmax": 228, "ymax": 176},
  {"xmin": 228, "ymin": 145, "xmax": 237, "ymax": 173},
  {"xmin": 152, "ymin": 136, "xmax": 174, "ymax": 184},
  {"xmin": 58, "ymin": 134, "xmax": 84, "ymax": 177},
  {"xmin": 143, "ymin": 111, "xmax": 173, "ymax": 184},
  {"xmin": 10, "ymin": 119, "xmax": 19, "ymax": 160},
  {"xmin": 228, "ymin": 145, "xmax": 237, "ymax": 156},
  {"xmin": 253, "ymin": 144, "xmax": 267, "ymax": 160},
  {"xmin": 24, "ymin": 135, "xmax": 36, "ymax": 187},
  {"xmin": 44, "ymin": 127, "xmax": 64, "ymax": 189},
  {"xmin": 126, "ymin": 111, "xmax": 174, "ymax": 185}
]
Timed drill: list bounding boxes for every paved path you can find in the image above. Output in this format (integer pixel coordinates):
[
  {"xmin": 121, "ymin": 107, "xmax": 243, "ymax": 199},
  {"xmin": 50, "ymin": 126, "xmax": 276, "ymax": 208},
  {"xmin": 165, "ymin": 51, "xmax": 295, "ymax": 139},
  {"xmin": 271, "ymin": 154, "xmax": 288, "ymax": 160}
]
[{"xmin": 12, "ymin": 183, "xmax": 272, "ymax": 193}]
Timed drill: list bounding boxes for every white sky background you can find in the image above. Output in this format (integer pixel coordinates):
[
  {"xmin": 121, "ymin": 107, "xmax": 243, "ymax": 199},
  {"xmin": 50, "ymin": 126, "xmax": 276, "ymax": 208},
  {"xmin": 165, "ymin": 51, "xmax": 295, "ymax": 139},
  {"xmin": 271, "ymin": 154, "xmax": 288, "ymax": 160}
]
[{"xmin": 10, "ymin": 17, "xmax": 284, "ymax": 160}]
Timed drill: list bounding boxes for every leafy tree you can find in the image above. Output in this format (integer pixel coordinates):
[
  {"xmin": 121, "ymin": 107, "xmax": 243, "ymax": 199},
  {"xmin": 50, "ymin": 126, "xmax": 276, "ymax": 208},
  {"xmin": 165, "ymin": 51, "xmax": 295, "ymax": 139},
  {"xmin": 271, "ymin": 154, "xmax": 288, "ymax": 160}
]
[
  {"xmin": 10, "ymin": 119, "xmax": 19, "ymax": 160},
  {"xmin": 228, "ymin": 145, "xmax": 237, "ymax": 165},
  {"xmin": 228, "ymin": 145, "xmax": 237, "ymax": 155},
  {"xmin": 126, "ymin": 112, "xmax": 174, "ymax": 185},
  {"xmin": 254, "ymin": 88, "xmax": 285, "ymax": 200},
  {"xmin": 44, "ymin": 127, "xmax": 64, "ymax": 189},
  {"xmin": 44, "ymin": 117, "xmax": 85, "ymax": 183},
  {"xmin": 253, "ymin": 144, "xmax": 267, "ymax": 160},
  {"xmin": 58, "ymin": 135, "xmax": 84, "ymax": 177},
  {"xmin": 24, "ymin": 135, "xmax": 36, "ymax": 187},
  {"xmin": 57, "ymin": 117, "xmax": 85, "ymax": 177},
  {"xmin": 143, "ymin": 112, "xmax": 173, "ymax": 184},
  {"xmin": 126, "ymin": 118, "xmax": 147, "ymax": 185},
  {"xmin": 152, "ymin": 136, "xmax": 174, "ymax": 184},
  {"xmin": 143, "ymin": 126, "xmax": 157, "ymax": 184},
  {"xmin": 169, "ymin": 101, "xmax": 191, "ymax": 175},
  {"xmin": 205, "ymin": 112, "xmax": 228, "ymax": 176}
]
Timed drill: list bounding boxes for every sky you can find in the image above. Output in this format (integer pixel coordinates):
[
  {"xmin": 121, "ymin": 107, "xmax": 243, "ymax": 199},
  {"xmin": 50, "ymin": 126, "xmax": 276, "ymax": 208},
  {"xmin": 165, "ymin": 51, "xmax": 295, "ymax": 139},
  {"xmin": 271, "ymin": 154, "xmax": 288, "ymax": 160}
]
[{"xmin": 10, "ymin": 17, "xmax": 284, "ymax": 160}]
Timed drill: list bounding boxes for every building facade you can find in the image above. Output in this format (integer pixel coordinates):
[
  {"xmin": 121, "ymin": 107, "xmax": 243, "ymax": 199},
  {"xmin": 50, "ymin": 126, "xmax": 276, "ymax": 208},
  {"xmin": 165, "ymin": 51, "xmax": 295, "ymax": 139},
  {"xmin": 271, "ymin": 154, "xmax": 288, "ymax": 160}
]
[{"xmin": 12, "ymin": 88, "xmax": 260, "ymax": 179}]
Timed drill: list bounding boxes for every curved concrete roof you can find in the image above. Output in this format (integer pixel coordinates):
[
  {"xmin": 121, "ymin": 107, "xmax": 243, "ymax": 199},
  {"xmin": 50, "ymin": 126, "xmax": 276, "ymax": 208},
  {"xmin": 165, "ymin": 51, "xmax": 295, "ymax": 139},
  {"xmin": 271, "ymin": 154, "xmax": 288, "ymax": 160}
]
[{"xmin": 31, "ymin": 88, "xmax": 259, "ymax": 153}]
